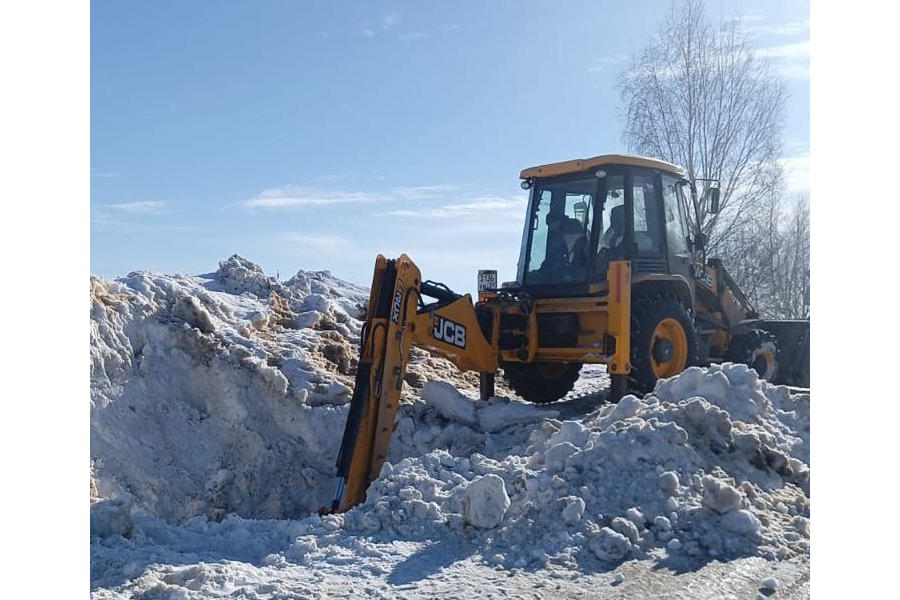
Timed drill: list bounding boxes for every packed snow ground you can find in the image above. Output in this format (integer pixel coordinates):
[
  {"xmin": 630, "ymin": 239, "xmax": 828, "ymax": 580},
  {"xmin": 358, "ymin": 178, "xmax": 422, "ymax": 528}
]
[{"xmin": 90, "ymin": 256, "xmax": 810, "ymax": 598}]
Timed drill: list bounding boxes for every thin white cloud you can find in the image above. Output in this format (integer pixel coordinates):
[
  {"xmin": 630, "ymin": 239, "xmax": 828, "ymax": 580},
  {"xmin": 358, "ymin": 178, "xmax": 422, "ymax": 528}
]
[
  {"xmin": 245, "ymin": 183, "xmax": 465, "ymax": 211},
  {"xmin": 108, "ymin": 201, "xmax": 168, "ymax": 214},
  {"xmin": 741, "ymin": 15, "xmax": 809, "ymax": 80},
  {"xmin": 392, "ymin": 184, "xmax": 458, "ymax": 199},
  {"xmin": 380, "ymin": 196, "xmax": 526, "ymax": 219},
  {"xmin": 747, "ymin": 19, "xmax": 810, "ymax": 37},
  {"xmin": 244, "ymin": 184, "xmax": 523, "ymax": 224},
  {"xmin": 431, "ymin": 197, "xmax": 526, "ymax": 218},
  {"xmin": 243, "ymin": 187, "xmax": 386, "ymax": 210}
]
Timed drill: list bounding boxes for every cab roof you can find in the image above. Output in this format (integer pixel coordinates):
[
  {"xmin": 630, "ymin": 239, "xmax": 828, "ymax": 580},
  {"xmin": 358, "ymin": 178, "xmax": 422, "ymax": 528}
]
[{"xmin": 519, "ymin": 154, "xmax": 685, "ymax": 179}]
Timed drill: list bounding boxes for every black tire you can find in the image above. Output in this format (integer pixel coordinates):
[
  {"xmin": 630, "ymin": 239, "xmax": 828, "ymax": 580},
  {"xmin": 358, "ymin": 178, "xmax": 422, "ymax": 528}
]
[
  {"xmin": 725, "ymin": 329, "xmax": 779, "ymax": 381},
  {"xmin": 502, "ymin": 361, "xmax": 582, "ymax": 404},
  {"xmin": 629, "ymin": 294, "xmax": 699, "ymax": 394}
]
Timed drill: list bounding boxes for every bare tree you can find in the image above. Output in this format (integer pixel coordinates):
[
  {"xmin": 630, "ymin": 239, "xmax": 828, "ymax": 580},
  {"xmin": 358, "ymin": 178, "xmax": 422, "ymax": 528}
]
[
  {"xmin": 769, "ymin": 194, "xmax": 810, "ymax": 319},
  {"xmin": 619, "ymin": 0, "xmax": 787, "ymax": 255},
  {"xmin": 714, "ymin": 192, "xmax": 809, "ymax": 319}
]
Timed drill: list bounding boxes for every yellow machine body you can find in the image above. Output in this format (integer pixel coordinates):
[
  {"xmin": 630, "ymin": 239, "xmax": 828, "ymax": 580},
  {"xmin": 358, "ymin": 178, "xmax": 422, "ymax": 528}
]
[{"xmin": 328, "ymin": 154, "xmax": 809, "ymax": 513}]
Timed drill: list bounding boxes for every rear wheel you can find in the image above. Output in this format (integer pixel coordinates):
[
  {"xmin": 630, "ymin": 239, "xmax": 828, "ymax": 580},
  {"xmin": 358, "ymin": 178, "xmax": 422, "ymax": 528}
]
[
  {"xmin": 725, "ymin": 329, "xmax": 779, "ymax": 381},
  {"xmin": 629, "ymin": 295, "xmax": 699, "ymax": 394},
  {"xmin": 502, "ymin": 361, "xmax": 582, "ymax": 404}
]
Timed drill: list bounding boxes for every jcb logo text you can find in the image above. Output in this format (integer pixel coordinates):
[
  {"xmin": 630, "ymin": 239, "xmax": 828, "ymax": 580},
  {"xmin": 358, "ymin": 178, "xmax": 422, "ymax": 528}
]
[{"xmin": 432, "ymin": 316, "xmax": 466, "ymax": 349}]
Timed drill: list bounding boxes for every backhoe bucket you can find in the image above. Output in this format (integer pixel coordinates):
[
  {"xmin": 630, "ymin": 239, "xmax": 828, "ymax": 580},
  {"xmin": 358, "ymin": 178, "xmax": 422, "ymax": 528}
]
[{"xmin": 755, "ymin": 319, "xmax": 810, "ymax": 387}]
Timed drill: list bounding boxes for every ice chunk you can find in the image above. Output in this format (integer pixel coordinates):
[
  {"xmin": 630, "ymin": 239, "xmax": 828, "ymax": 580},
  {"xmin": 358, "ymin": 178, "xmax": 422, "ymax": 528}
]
[
  {"xmin": 561, "ymin": 496, "xmax": 586, "ymax": 525},
  {"xmin": 462, "ymin": 474, "xmax": 510, "ymax": 529},
  {"xmin": 658, "ymin": 471, "xmax": 680, "ymax": 495},
  {"xmin": 701, "ymin": 475, "xmax": 744, "ymax": 514},
  {"xmin": 589, "ymin": 527, "xmax": 631, "ymax": 562},
  {"xmin": 423, "ymin": 381, "xmax": 477, "ymax": 425},
  {"xmin": 721, "ymin": 509, "xmax": 762, "ymax": 535}
]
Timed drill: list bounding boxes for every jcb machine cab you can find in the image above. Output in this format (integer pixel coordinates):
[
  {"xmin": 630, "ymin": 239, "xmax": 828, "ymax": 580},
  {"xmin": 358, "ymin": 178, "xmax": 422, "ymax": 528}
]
[
  {"xmin": 505, "ymin": 154, "xmax": 704, "ymax": 401},
  {"xmin": 328, "ymin": 154, "xmax": 809, "ymax": 512},
  {"xmin": 507, "ymin": 153, "xmax": 808, "ymax": 399}
]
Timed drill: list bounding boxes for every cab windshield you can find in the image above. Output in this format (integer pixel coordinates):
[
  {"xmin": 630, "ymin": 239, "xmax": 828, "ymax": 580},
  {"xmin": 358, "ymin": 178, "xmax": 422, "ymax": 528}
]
[{"xmin": 523, "ymin": 177, "xmax": 596, "ymax": 286}]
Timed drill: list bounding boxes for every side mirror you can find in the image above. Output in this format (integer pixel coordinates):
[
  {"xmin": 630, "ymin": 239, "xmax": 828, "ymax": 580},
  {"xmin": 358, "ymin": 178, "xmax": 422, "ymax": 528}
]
[
  {"xmin": 704, "ymin": 187, "xmax": 720, "ymax": 214},
  {"xmin": 694, "ymin": 232, "xmax": 708, "ymax": 251}
]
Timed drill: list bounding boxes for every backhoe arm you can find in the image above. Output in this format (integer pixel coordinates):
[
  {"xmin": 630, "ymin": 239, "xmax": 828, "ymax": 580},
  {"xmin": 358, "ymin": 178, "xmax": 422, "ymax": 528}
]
[
  {"xmin": 330, "ymin": 254, "xmax": 421, "ymax": 512},
  {"xmin": 329, "ymin": 254, "xmax": 500, "ymax": 513}
]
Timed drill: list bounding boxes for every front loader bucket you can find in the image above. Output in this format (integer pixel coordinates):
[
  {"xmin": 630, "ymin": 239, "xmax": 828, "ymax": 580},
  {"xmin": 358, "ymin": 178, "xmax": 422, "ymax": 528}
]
[{"xmin": 755, "ymin": 319, "xmax": 810, "ymax": 387}]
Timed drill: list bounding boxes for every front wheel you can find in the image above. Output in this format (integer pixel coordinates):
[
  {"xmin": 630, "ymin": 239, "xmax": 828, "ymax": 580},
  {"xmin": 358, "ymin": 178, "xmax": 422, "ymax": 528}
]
[
  {"xmin": 629, "ymin": 295, "xmax": 699, "ymax": 394},
  {"xmin": 502, "ymin": 361, "xmax": 582, "ymax": 404}
]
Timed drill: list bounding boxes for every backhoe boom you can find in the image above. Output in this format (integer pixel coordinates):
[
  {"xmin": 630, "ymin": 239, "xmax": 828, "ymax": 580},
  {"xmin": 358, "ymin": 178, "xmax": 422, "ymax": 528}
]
[{"xmin": 330, "ymin": 255, "xmax": 421, "ymax": 512}]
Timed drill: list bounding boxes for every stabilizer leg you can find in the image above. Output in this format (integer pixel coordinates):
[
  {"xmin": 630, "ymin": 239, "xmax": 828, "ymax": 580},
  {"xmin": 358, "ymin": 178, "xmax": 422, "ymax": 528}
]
[
  {"xmin": 609, "ymin": 374, "xmax": 628, "ymax": 404},
  {"xmin": 479, "ymin": 372, "xmax": 495, "ymax": 401}
]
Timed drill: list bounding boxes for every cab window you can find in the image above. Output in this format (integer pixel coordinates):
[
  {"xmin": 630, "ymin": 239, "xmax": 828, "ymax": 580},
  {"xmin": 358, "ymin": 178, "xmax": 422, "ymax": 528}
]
[
  {"xmin": 662, "ymin": 174, "xmax": 690, "ymax": 255},
  {"xmin": 631, "ymin": 174, "xmax": 662, "ymax": 253}
]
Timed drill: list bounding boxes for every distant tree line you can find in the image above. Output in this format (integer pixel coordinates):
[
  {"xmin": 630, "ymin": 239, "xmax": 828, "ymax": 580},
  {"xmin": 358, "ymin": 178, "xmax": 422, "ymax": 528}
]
[{"xmin": 618, "ymin": 0, "xmax": 809, "ymax": 319}]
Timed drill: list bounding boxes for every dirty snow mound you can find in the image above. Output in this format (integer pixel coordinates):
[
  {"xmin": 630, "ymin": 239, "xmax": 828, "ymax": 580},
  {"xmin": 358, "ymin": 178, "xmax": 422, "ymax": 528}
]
[
  {"xmin": 91, "ymin": 256, "xmax": 371, "ymax": 522},
  {"xmin": 316, "ymin": 364, "xmax": 810, "ymax": 569},
  {"xmin": 91, "ymin": 256, "xmax": 809, "ymax": 585}
]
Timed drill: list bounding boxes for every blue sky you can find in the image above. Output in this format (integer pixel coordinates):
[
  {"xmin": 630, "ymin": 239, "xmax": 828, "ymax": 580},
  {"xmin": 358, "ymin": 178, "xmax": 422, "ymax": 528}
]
[{"xmin": 90, "ymin": 0, "xmax": 810, "ymax": 294}]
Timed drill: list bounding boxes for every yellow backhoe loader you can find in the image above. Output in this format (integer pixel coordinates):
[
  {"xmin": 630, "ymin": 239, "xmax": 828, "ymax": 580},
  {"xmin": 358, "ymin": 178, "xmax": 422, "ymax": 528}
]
[{"xmin": 329, "ymin": 154, "xmax": 810, "ymax": 513}]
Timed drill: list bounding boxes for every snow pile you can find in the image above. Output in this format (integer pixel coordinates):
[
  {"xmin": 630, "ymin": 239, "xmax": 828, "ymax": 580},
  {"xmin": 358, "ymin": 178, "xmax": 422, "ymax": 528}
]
[
  {"xmin": 90, "ymin": 255, "xmax": 371, "ymax": 522},
  {"xmin": 311, "ymin": 365, "xmax": 809, "ymax": 569},
  {"xmin": 90, "ymin": 255, "xmax": 491, "ymax": 525},
  {"xmin": 91, "ymin": 256, "xmax": 809, "ymax": 589}
]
